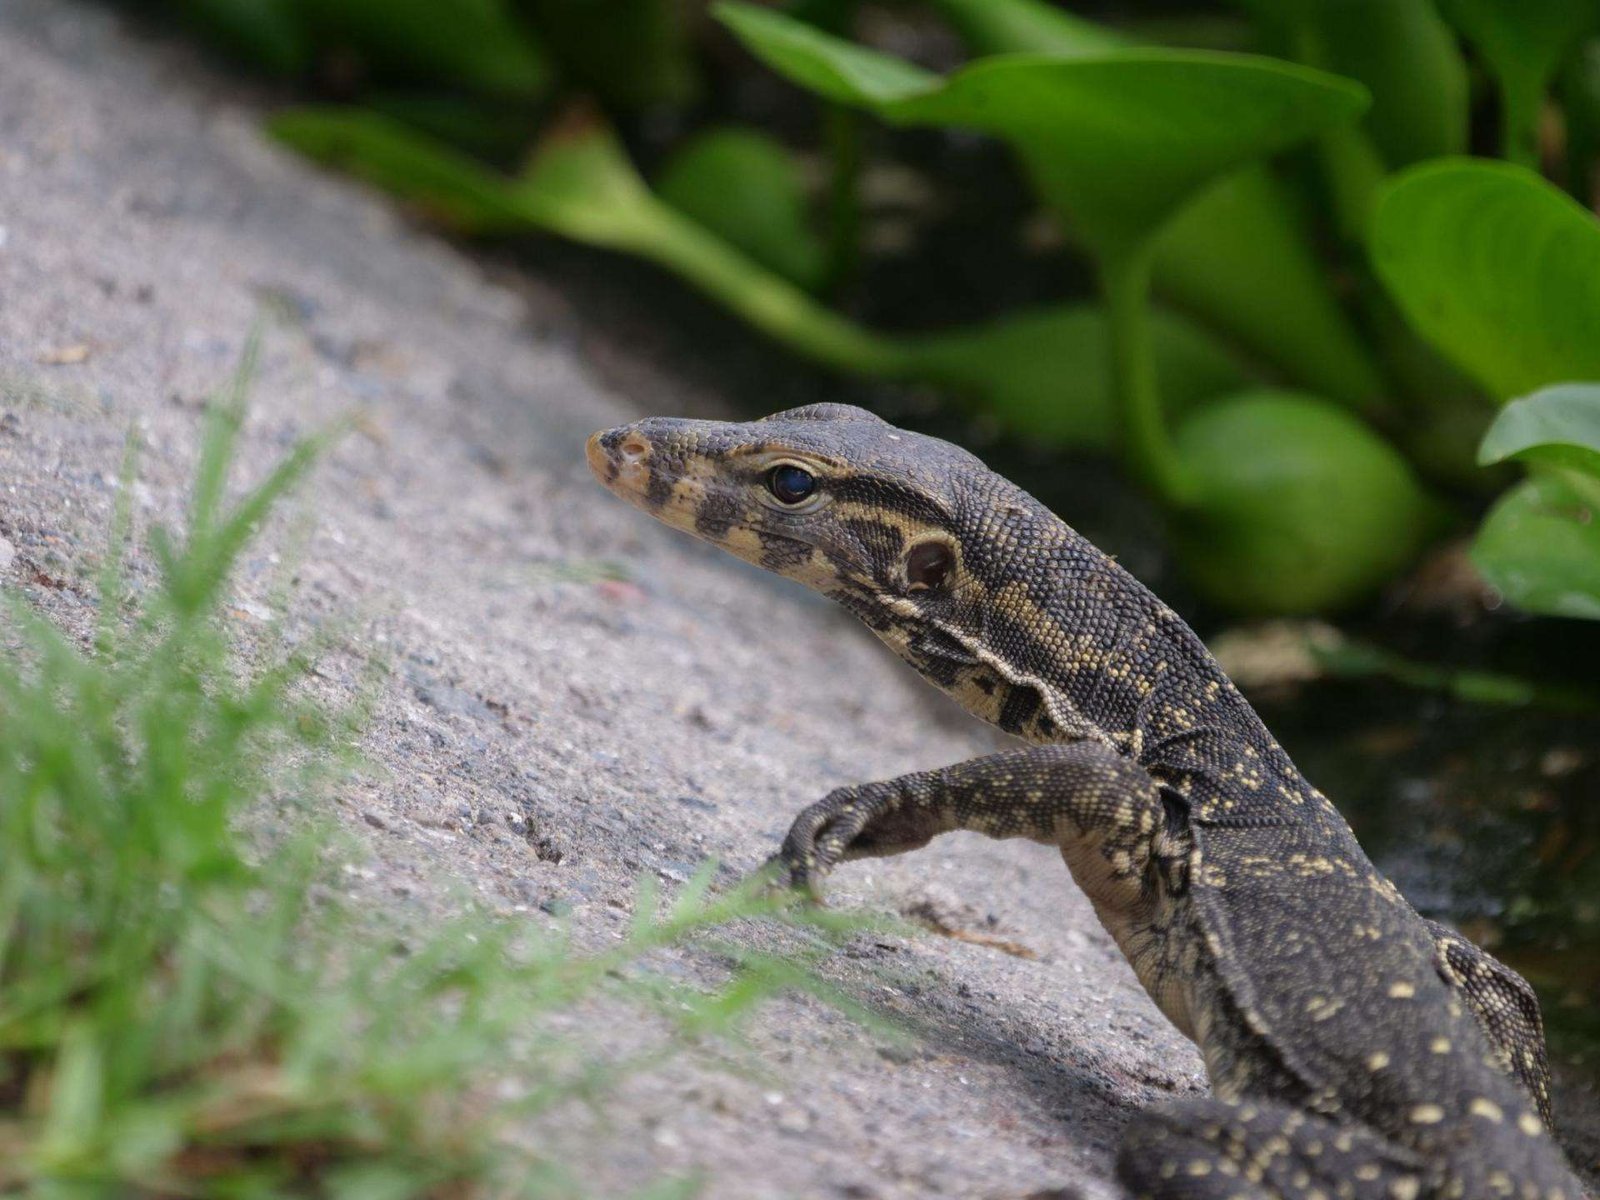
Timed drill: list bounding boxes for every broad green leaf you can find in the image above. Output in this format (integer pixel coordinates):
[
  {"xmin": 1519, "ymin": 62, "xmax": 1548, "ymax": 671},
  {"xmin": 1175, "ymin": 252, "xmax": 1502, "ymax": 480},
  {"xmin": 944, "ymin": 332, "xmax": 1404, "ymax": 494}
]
[
  {"xmin": 1439, "ymin": 0, "xmax": 1598, "ymax": 165},
  {"xmin": 926, "ymin": 0, "xmax": 1385, "ymax": 409},
  {"xmin": 877, "ymin": 55, "xmax": 1367, "ymax": 262},
  {"xmin": 923, "ymin": 0, "xmax": 1125, "ymax": 58},
  {"xmin": 1154, "ymin": 167, "xmax": 1384, "ymax": 409},
  {"xmin": 717, "ymin": 2, "xmax": 1368, "ymax": 260},
  {"xmin": 715, "ymin": 3, "xmax": 938, "ymax": 106},
  {"xmin": 513, "ymin": 113, "xmax": 664, "ymax": 246},
  {"xmin": 902, "ymin": 304, "xmax": 1250, "ymax": 450},
  {"xmin": 1244, "ymin": 0, "xmax": 1467, "ymax": 166},
  {"xmin": 1372, "ymin": 160, "xmax": 1600, "ymax": 401},
  {"xmin": 1473, "ymin": 473, "xmax": 1600, "ymax": 619},
  {"xmin": 1478, "ymin": 384, "xmax": 1600, "ymax": 476},
  {"xmin": 1311, "ymin": 1, "xmax": 1467, "ymax": 165},
  {"xmin": 656, "ymin": 129, "xmax": 827, "ymax": 291},
  {"xmin": 1462, "ymin": 0, "xmax": 1600, "ymax": 75},
  {"xmin": 269, "ymin": 108, "xmax": 532, "ymax": 233},
  {"xmin": 1172, "ymin": 390, "xmax": 1439, "ymax": 613}
]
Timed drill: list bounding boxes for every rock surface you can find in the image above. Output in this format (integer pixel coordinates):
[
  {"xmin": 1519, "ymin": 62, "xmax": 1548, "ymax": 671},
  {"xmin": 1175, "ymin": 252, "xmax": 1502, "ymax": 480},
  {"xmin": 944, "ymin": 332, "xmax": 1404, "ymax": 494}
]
[{"xmin": 0, "ymin": 5, "xmax": 1593, "ymax": 1198}]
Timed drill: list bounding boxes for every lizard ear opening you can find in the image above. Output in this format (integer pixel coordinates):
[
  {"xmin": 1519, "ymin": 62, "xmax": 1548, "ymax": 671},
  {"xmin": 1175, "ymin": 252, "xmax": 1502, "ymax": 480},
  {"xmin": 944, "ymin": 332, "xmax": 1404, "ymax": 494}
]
[{"xmin": 905, "ymin": 538, "xmax": 955, "ymax": 592}]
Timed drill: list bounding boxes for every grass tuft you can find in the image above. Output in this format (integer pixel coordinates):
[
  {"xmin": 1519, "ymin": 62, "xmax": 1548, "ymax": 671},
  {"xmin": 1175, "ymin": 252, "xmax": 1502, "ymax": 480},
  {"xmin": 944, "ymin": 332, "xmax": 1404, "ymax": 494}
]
[{"xmin": 0, "ymin": 351, "xmax": 875, "ymax": 1198}]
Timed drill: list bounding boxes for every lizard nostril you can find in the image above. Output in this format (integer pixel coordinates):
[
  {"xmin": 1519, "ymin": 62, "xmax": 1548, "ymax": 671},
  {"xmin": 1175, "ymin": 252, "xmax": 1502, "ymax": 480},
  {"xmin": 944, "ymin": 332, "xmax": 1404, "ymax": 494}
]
[{"xmin": 618, "ymin": 434, "xmax": 650, "ymax": 463}]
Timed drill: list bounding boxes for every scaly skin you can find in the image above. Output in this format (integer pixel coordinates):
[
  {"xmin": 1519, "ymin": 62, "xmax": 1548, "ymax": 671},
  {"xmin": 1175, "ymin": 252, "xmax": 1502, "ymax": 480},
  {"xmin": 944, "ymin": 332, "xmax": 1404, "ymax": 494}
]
[{"xmin": 586, "ymin": 403, "xmax": 1584, "ymax": 1200}]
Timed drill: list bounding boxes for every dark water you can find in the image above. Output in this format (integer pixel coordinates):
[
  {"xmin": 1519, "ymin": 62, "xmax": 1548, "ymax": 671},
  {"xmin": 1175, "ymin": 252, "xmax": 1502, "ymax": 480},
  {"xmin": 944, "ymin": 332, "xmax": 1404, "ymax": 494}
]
[{"xmin": 1260, "ymin": 669, "xmax": 1600, "ymax": 1068}]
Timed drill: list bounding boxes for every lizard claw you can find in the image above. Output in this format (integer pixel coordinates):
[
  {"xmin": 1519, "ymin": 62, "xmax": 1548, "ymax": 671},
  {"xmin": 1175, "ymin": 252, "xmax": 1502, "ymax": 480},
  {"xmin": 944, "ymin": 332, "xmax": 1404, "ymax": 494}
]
[{"xmin": 751, "ymin": 851, "xmax": 827, "ymax": 905}]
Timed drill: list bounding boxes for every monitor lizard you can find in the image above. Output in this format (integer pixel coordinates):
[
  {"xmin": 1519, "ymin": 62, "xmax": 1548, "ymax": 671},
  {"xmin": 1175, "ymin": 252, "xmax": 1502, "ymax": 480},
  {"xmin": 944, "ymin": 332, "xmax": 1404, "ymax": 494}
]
[{"xmin": 586, "ymin": 403, "xmax": 1586, "ymax": 1200}]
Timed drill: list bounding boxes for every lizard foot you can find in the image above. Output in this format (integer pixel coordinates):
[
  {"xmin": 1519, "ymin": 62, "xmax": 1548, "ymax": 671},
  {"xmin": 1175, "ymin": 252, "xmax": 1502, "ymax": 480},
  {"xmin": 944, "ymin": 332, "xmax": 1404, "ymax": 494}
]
[
  {"xmin": 747, "ymin": 852, "xmax": 824, "ymax": 904},
  {"xmin": 766, "ymin": 781, "xmax": 930, "ymax": 900},
  {"xmin": 764, "ymin": 786, "xmax": 867, "ymax": 900}
]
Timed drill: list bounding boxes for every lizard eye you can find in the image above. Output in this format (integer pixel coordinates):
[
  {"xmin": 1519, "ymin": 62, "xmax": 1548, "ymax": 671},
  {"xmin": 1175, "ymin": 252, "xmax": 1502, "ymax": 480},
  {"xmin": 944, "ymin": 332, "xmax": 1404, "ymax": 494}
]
[
  {"xmin": 766, "ymin": 464, "xmax": 816, "ymax": 505},
  {"xmin": 905, "ymin": 539, "xmax": 954, "ymax": 591}
]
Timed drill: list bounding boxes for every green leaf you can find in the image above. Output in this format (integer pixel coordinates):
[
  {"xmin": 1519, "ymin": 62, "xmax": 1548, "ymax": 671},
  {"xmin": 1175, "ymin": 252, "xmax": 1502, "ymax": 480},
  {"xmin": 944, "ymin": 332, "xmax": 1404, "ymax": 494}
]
[
  {"xmin": 514, "ymin": 114, "xmax": 665, "ymax": 246},
  {"xmin": 1244, "ymin": 0, "xmax": 1468, "ymax": 166},
  {"xmin": 38, "ymin": 1021, "xmax": 105, "ymax": 1162},
  {"xmin": 922, "ymin": 0, "xmax": 1125, "ymax": 58},
  {"xmin": 656, "ymin": 128, "xmax": 827, "ymax": 291},
  {"xmin": 1172, "ymin": 390, "xmax": 1440, "ymax": 613},
  {"xmin": 1153, "ymin": 166, "xmax": 1385, "ymax": 409},
  {"xmin": 268, "ymin": 108, "xmax": 532, "ymax": 233},
  {"xmin": 1473, "ymin": 473, "xmax": 1600, "ymax": 619},
  {"xmin": 1372, "ymin": 160, "xmax": 1600, "ymax": 401},
  {"xmin": 924, "ymin": 0, "xmax": 1386, "ymax": 409},
  {"xmin": 888, "ymin": 54, "xmax": 1368, "ymax": 262},
  {"xmin": 716, "ymin": 1, "xmax": 1368, "ymax": 259},
  {"xmin": 1478, "ymin": 384, "xmax": 1600, "ymax": 475},
  {"xmin": 902, "ymin": 304, "xmax": 1248, "ymax": 451},
  {"xmin": 1324, "ymin": 1, "xmax": 1469, "ymax": 165},
  {"xmin": 1438, "ymin": 0, "xmax": 1598, "ymax": 164},
  {"xmin": 715, "ymin": 3, "xmax": 938, "ymax": 106},
  {"xmin": 1421, "ymin": 0, "xmax": 1599, "ymax": 74},
  {"xmin": 322, "ymin": 1161, "xmax": 422, "ymax": 1200}
]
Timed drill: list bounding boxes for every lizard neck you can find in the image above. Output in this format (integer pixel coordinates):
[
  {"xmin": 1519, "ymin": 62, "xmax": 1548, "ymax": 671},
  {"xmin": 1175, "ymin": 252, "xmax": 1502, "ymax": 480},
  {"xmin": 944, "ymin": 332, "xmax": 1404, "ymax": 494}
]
[{"xmin": 892, "ymin": 490, "xmax": 1323, "ymax": 826}]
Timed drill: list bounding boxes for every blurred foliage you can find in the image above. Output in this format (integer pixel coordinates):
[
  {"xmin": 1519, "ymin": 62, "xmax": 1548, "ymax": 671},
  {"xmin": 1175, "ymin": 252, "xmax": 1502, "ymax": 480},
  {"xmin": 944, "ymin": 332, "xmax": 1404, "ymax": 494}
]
[
  {"xmin": 657, "ymin": 127, "xmax": 830, "ymax": 288},
  {"xmin": 1373, "ymin": 161, "xmax": 1600, "ymax": 401},
  {"xmin": 124, "ymin": 0, "xmax": 1600, "ymax": 622},
  {"xmin": 520, "ymin": 0, "xmax": 699, "ymax": 108},
  {"xmin": 1472, "ymin": 384, "xmax": 1600, "ymax": 620},
  {"xmin": 1170, "ymin": 391, "xmax": 1442, "ymax": 615},
  {"xmin": 1375, "ymin": 165, "xmax": 1600, "ymax": 620},
  {"xmin": 161, "ymin": 0, "xmax": 549, "ymax": 95}
]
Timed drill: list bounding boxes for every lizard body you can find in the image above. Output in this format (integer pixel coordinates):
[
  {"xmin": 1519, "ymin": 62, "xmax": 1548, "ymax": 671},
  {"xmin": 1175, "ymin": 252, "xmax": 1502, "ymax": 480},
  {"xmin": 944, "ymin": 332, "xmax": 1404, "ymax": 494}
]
[{"xmin": 586, "ymin": 404, "xmax": 1583, "ymax": 1200}]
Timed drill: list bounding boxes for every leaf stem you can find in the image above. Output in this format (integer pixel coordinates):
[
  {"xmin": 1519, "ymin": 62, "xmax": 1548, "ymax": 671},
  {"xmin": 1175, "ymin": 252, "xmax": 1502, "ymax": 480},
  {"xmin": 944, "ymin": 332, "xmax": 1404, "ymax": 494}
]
[
  {"xmin": 1102, "ymin": 244, "xmax": 1197, "ymax": 508},
  {"xmin": 618, "ymin": 198, "xmax": 913, "ymax": 378},
  {"xmin": 1499, "ymin": 67, "xmax": 1545, "ymax": 170}
]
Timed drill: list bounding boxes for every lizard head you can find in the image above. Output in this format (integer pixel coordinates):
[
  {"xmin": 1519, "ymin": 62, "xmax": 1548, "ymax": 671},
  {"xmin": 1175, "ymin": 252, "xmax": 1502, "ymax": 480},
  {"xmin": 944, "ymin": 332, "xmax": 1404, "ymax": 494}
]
[
  {"xmin": 587, "ymin": 404, "xmax": 1083, "ymax": 739},
  {"xmin": 587, "ymin": 402, "xmax": 980, "ymax": 599}
]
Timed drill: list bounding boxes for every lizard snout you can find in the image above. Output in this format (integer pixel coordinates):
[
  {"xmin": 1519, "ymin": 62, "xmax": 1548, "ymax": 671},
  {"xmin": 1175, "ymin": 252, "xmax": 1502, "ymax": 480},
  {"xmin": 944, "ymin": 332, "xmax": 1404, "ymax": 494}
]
[{"xmin": 586, "ymin": 425, "xmax": 653, "ymax": 491}]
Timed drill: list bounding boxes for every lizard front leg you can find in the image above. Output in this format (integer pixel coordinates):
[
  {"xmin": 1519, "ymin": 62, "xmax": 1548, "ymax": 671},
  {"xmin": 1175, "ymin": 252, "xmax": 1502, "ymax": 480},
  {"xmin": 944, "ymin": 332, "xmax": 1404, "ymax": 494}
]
[{"xmin": 768, "ymin": 742, "xmax": 1167, "ymax": 910}]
